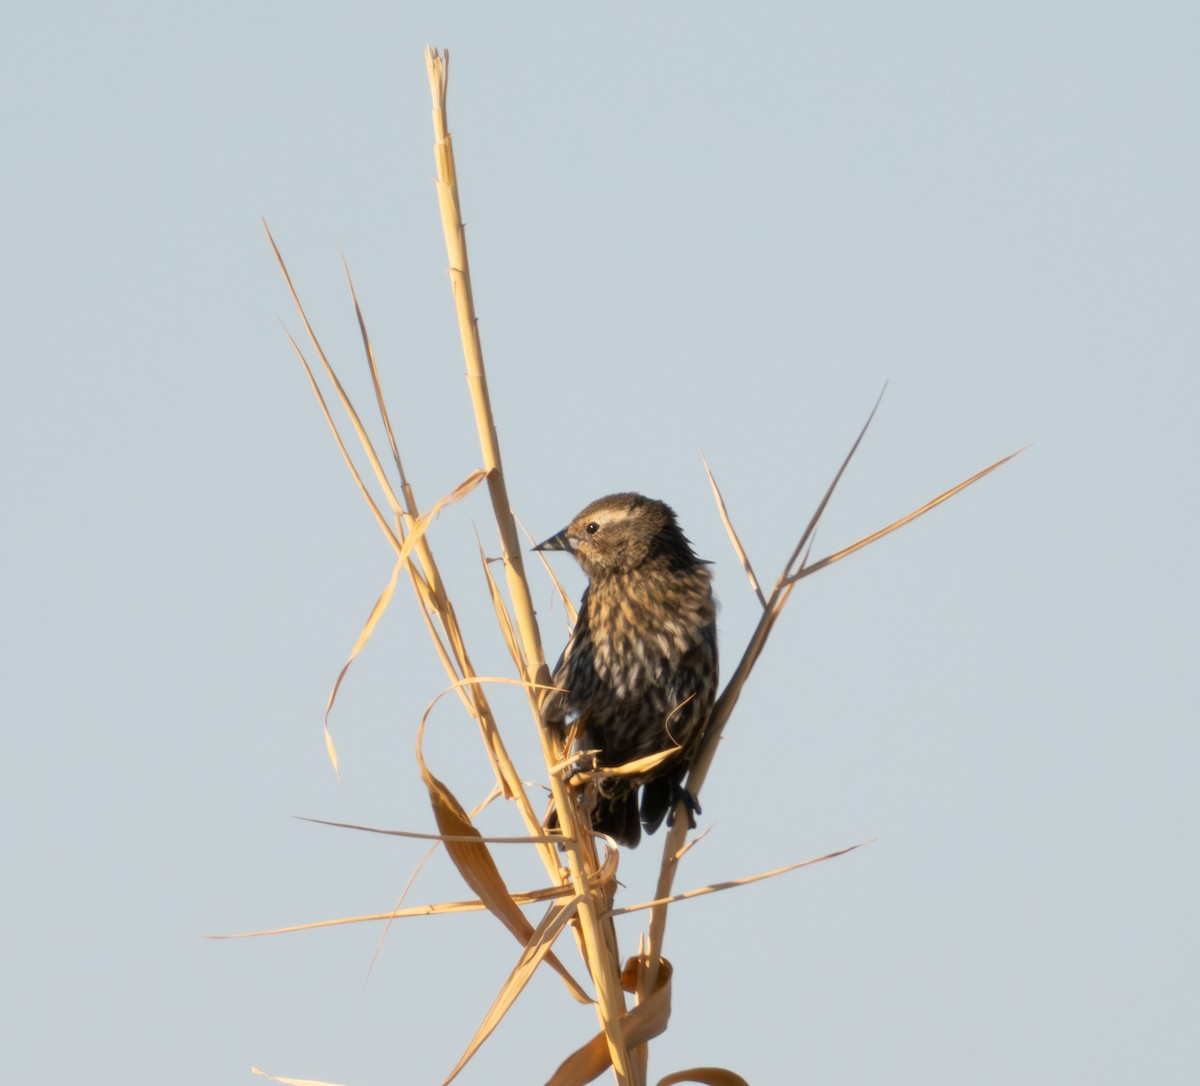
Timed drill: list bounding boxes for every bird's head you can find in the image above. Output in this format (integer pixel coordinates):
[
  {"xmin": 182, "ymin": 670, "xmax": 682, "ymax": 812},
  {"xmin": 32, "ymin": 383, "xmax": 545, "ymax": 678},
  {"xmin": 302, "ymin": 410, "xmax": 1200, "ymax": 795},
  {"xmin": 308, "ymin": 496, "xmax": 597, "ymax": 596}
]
[{"xmin": 534, "ymin": 492, "xmax": 697, "ymax": 578}]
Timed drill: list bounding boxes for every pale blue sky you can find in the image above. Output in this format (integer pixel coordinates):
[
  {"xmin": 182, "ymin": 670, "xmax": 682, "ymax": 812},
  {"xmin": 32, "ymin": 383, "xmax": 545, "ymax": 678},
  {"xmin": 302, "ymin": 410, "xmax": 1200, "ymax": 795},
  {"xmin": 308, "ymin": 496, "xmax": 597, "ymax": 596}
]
[{"xmin": 2, "ymin": 4, "xmax": 1196, "ymax": 1084}]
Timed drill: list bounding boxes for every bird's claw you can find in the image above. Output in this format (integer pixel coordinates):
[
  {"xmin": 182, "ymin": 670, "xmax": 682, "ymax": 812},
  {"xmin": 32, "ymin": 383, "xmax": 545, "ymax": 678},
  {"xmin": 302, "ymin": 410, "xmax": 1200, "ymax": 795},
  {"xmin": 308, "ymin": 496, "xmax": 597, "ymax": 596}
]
[{"xmin": 665, "ymin": 783, "xmax": 701, "ymax": 830}]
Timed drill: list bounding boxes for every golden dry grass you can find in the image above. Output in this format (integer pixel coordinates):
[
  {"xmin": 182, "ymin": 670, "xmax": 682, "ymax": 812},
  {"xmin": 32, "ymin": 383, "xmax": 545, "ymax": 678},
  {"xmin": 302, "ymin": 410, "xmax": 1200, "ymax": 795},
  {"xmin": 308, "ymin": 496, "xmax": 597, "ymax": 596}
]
[{"xmin": 222, "ymin": 45, "xmax": 1022, "ymax": 1086}]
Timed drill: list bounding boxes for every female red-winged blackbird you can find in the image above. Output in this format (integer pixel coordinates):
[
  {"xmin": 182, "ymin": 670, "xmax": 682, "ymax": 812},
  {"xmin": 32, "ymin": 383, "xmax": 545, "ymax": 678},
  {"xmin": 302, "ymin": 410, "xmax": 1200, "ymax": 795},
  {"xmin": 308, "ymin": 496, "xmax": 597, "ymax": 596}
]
[{"xmin": 535, "ymin": 492, "xmax": 718, "ymax": 847}]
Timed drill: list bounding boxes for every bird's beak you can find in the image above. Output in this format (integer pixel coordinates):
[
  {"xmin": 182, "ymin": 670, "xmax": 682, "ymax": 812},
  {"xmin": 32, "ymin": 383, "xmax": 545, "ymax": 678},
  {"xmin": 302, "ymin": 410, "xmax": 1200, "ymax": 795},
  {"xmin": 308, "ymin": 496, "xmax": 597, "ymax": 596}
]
[{"xmin": 533, "ymin": 528, "xmax": 571, "ymax": 553}]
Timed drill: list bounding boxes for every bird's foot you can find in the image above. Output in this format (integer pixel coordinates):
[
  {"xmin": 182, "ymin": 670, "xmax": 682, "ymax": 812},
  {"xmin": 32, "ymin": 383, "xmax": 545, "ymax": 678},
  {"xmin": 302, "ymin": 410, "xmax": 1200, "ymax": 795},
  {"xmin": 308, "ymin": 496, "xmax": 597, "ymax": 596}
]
[
  {"xmin": 562, "ymin": 750, "xmax": 601, "ymax": 789},
  {"xmin": 665, "ymin": 782, "xmax": 701, "ymax": 830}
]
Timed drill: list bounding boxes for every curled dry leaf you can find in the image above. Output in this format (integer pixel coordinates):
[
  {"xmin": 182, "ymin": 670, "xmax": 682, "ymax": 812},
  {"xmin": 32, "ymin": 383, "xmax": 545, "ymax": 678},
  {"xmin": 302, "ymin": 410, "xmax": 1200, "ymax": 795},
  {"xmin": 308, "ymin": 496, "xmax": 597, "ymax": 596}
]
[
  {"xmin": 416, "ymin": 700, "xmax": 590, "ymax": 1004},
  {"xmin": 545, "ymin": 959, "xmax": 675, "ymax": 1086},
  {"xmin": 656, "ymin": 1070, "xmax": 750, "ymax": 1086}
]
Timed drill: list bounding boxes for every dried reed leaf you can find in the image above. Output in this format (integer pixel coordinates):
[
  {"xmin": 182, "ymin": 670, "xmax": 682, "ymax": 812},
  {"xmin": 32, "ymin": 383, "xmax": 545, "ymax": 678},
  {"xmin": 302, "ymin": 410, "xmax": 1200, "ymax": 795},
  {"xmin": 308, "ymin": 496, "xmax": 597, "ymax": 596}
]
[
  {"xmin": 405, "ymin": 570, "xmax": 473, "ymax": 710},
  {"xmin": 574, "ymin": 747, "xmax": 680, "ymax": 783},
  {"xmin": 316, "ymin": 468, "xmax": 487, "ymax": 773},
  {"xmin": 403, "ymin": 574, "xmax": 559, "ymax": 856},
  {"xmin": 284, "ymin": 327, "xmax": 403, "ymax": 553},
  {"xmin": 791, "ymin": 446, "xmax": 1028, "ymax": 583},
  {"xmin": 546, "ymin": 959, "xmax": 674, "ymax": 1086},
  {"xmin": 251, "ymin": 1068, "xmax": 350, "ymax": 1086},
  {"xmin": 518, "ymin": 513, "xmax": 578, "ymax": 627},
  {"xmin": 207, "ymin": 880, "xmax": 583, "ymax": 940},
  {"xmin": 702, "ymin": 455, "xmax": 764, "ymax": 608},
  {"xmin": 393, "ymin": 495, "xmax": 536, "ymax": 819},
  {"xmin": 408, "ymin": 468, "xmax": 491, "ymax": 551},
  {"xmin": 322, "ymin": 728, "xmax": 339, "ymax": 782},
  {"xmin": 370, "ymin": 837, "xmax": 440, "ymax": 975},
  {"xmin": 283, "ymin": 795, "xmax": 598, "ymax": 953},
  {"xmin": 656, "ymin": 1069, "xmax": 749, "ymax": 1086},
  {"xmin": 634, "ymin": 433, "xmax": 1019, "ymax": 1009},
  {"xmin": 689, "ymin": 429, "xmax": 1026, "ymax": 821},
  {"xmin": 296, "ymin": 815, "xmax": 560, "ymax": 845},
  {"xmin": 342, "ymin": 258, "xmax": 407, "ymax": 490},
  {"xmin": 565, "ymin": 695, "xmax": 694, "ymax": 787},
  {"xmin": 321, "ymin": 557, "xmax": 402, "ymax": 774},
  {"xmin": 776, "ymin": 387, "xmax": 886, "ymax": 587},
  {"xmin": 444, "ymin": 896, "xmax": 585, "ymax": 1084},
  {"xmin": 266, "ymin": 222, "xmax": 403, "ymax": 519},
  {"xmin": 609, "ymin": 841, "xmax": 869, "ymax": 917},
  {"xmin": 419, "ymin": 767, "xmax": 589, "ymax": 1003},
  {"xmin": 364, "ymin": 784, "xmax": 505, "ymax": 979},
  {"xmin": 477, "ymin": 535, "xmax": 526, "ymax": 674},
  {"xmin": 416, "ymin": 697, "xmax": 589, "ymax": 1003},
  {"xmin": 673, "ymin": 824, "xmax": 712, "ymax": 863}
]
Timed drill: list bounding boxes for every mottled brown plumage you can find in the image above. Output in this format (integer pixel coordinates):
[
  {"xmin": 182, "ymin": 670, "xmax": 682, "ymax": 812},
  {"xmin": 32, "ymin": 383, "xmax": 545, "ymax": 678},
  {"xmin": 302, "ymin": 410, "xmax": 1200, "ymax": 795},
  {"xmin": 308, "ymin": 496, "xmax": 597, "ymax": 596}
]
[{"xmin": 536, "ymin": 493, "xmax": 718, "ymax": 847}]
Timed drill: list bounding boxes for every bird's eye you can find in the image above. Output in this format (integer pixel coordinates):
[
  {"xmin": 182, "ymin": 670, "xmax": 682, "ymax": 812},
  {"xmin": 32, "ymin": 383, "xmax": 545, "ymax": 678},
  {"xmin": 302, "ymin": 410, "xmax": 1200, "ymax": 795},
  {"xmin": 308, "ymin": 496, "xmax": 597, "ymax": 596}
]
[{"xmin": 585, "ymin": 522, "xmax": 600, "ymax": 535}]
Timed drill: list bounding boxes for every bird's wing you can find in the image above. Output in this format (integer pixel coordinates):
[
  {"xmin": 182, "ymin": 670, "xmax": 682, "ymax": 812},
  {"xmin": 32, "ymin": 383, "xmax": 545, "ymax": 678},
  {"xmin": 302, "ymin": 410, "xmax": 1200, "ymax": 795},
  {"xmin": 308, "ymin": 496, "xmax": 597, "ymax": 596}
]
[{"xmin": 542, "ymin": 589, "xmax": 589, "ymax": 724}]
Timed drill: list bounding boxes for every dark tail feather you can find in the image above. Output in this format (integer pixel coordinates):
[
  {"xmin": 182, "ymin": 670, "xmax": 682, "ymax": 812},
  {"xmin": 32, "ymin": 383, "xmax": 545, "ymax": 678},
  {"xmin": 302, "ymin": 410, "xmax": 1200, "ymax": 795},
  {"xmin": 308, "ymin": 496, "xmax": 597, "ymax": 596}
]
[
  {"xmin": 593, "ymin": 790, "xmax": 642, "ymax": 848},
  {"xmin": 545, "ymin": 792, "xmax": 642, "ymax": 848},
  {"xmin": 640, "ymin": 775, "xmax": 701, "ymax": 837}
]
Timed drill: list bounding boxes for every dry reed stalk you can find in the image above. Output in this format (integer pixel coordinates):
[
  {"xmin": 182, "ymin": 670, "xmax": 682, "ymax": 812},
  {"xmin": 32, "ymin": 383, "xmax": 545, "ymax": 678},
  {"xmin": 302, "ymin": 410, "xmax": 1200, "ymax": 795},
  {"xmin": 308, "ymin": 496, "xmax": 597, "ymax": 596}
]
[{"xmin": 424, "ymin": 47, "xmax": 636, "ymax": 1085}]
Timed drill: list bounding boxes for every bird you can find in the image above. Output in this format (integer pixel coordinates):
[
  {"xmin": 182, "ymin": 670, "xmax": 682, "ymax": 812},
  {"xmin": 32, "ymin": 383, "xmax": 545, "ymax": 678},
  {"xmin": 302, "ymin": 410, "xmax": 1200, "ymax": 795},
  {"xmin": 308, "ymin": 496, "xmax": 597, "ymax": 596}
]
[{"xmin": 535, "ymin": 492, "xmax": 718, "ymax": 848}]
